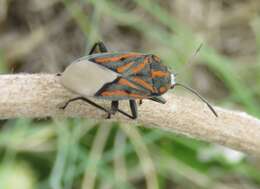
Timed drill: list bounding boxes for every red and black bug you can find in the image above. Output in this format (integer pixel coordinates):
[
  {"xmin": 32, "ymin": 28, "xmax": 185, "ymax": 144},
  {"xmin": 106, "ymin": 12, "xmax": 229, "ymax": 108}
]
[{"xmin": 59, "ymin": 41, "xmax": 218, "ymax": 119}]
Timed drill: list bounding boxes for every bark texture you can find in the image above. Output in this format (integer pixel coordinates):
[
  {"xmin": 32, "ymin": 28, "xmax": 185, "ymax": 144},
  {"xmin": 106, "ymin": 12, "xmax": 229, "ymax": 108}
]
[{"xmin": 1, "ymin": 74, "xmax": 260, "ymax": 156}]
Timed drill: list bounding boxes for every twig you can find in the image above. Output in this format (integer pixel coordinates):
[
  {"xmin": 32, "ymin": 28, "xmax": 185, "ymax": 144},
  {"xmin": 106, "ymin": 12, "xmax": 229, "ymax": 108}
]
[{"xmin": 1, "ymin": 74, "xmax": 260, "ymax": 156}]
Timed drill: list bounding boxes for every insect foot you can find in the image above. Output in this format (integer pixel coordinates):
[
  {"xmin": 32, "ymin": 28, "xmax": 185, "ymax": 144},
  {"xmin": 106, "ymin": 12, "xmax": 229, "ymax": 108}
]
[
  {"xmin": 106, "ymin": 112, "xmax": 112, "ymax": 119},
  {"xmin": 58, "ymin": 102, "xmax": 68, "ymax": 110}
]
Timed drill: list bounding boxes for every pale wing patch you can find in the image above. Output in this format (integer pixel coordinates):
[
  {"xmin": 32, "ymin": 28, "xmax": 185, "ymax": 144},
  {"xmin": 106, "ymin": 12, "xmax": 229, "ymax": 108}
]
[{"xmin": 60, "ymin": 60, "xmax": 119, "ymax": 97}]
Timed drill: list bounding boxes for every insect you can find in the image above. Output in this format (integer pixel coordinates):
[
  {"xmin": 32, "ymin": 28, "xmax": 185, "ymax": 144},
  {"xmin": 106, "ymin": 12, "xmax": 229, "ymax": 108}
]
[{"xmin": 58, "ymin": 41, "xmax": 218, "ymax": 119}]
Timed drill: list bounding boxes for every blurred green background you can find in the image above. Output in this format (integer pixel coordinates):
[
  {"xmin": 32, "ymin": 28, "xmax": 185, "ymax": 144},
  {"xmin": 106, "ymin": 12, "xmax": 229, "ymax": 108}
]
[{"xmin": 0, "ymin": 0, "xmax": 260, "ymax": 188}]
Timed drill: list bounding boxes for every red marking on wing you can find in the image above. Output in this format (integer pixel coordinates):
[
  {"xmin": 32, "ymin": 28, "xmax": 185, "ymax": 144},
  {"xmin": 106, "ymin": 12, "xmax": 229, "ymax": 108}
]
[
  {"xmin": 131, "ymin": 57, "xmax": 149, "ymax": 73},
  {"xmin": 151, "ymin": 70, "xmax": 169, "ymax": 78},
  {"xmin": 94, "ymin": 53, "xmax": 142, "ymax": 63},
  {"xmin": 101, "ymin": 90, "xmax": 144, "ymax": 99},
  {"xmin": 117, "ymin": 78, "xmax": 140, "ymax": 90},
  {"xmin": 131, "ymin": 77, "xmax": 156, "ymax": 93},
  {"xmin": 116, "ymin": 62, "xmax": 134, "ymax": 73}
]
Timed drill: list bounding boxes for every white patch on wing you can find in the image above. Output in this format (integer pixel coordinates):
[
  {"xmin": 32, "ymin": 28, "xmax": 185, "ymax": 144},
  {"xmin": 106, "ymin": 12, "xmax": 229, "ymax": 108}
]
[{"xmin": 60, "ymin": 59, "xmax": 119, "ymax": 97}]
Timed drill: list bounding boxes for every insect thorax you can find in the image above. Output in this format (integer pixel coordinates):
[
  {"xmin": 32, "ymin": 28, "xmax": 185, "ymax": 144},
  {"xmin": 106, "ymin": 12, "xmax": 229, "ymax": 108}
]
[{"xmin": 149, "ymin": 55, "xmax": 171, "ymax": 95}]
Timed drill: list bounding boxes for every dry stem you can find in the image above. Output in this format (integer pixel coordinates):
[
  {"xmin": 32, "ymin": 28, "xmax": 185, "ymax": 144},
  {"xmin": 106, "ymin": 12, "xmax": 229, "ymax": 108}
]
[{"xmin": 1, "ymin": 74, "xmax": 260, "ymax": 156}]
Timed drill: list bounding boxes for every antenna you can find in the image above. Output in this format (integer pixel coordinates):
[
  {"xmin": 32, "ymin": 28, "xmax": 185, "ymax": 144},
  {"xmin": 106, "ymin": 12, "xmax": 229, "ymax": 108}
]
[
  {"xmin": 174, "ymin": 83, "xmax": 218, "ymax": 117},
  {"xmin": 176, "ymin": 43, "xmax": 203, "ymax": 76},
  {"xmin": 186, "ymin": 43, "xmax": 203, "ymax": 67}
]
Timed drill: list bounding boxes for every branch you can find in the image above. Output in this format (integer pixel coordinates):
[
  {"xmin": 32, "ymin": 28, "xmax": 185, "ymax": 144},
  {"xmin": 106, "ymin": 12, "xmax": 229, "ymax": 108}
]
[{"xmin": 1, "ymin": 74, "xmax": 260, "ymax": 156}]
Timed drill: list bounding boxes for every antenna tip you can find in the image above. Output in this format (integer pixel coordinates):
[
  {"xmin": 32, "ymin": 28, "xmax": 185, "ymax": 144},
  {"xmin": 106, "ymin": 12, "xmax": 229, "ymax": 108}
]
[
  {"xmin": 207, "ymin": 104, "xmax": 218, "ymax": 117},
  {"xmin": 196, "ymin": 43, "xmax": 203, "ymax": 53}
]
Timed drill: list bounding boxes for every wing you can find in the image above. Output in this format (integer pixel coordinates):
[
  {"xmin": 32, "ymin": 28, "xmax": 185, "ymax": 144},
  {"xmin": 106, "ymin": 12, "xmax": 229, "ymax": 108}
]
[
  {"xmin": 60, "ymin": 59, "xmax": 119, "ymax": 97},
  {"xmin": 61, "ymin": 52, "xmax": 168, "ymax": 102},
  {"xmin": 92, "ymin": 53, "xmax": 160, "ymax": 100},
  {"xmin": 89, "ymin": 52, "xmax": 145, "ymax": 75},
  {"xmin": 95, "ymin": 77, "xmax": 152, "ymax": 100}
]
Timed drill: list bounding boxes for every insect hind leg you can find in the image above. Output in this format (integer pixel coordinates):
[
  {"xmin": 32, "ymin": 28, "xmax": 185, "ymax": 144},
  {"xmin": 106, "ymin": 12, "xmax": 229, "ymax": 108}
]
[
  {"xmin": 129, "ymin": 100, "xmax": 138, "ymax": 119},
  {"xmin": 107, "ymin": 100, "xmax": 119, "ymax": 119},
  {"xmin": 113, "ymin": 100, "xmax": 138, "ymax": 119},
  {"xmin": 59, "ymin": 97, "xmax": 109, "ymax": 115},
  {"xmin": 59, "ymin": 97, "xmax": 138, "ymax": 120},
  {"xmin": 108, "ymin": 100, "xmax": 137, "ymax": 119},
  {"xmin": 89, "ymin": 41, "xmax": 108, "ymax": 55}
]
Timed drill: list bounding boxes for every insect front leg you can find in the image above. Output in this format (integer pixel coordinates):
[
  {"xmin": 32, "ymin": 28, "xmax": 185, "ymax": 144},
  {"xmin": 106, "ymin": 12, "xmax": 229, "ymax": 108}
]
[{"xmin": 89, "ymin": 41, "xmax": 108, "ymax": 54}]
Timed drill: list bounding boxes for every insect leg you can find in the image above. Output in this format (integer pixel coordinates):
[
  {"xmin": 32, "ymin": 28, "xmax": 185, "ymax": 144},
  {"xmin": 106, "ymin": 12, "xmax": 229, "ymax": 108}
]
[
  {"xmin": 108, "ymin": 100, "xmax": 138, "ymax": 119},
  {"xmin": 107, "ymin": 101, "xmax": 119, "ymax": 119},
  {"xmin": 107, "ymin": 101, "xmax": 135, "ymax": 119},
  {"xmin": 88, "ymin": 41, "xmax": 108, "ymax": 55},
  {"xmin": 60, "ymin": 97, "xmax": 109, "ymax": 114},
  {"xmin": 111, "ymin": 101, "xmax": 119, "ymax": 114},
  {"xmin": 129, "ymin": 100, "xmax": 138, "ymax": 119}
]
